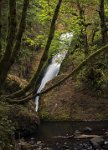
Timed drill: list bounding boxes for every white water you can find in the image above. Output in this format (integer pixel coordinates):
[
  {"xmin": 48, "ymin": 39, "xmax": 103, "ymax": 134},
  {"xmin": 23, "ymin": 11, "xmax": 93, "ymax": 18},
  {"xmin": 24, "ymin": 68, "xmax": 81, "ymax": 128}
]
[{"xmin": 35, "ymin": 32, "xmax": 73, "ymax": 112}]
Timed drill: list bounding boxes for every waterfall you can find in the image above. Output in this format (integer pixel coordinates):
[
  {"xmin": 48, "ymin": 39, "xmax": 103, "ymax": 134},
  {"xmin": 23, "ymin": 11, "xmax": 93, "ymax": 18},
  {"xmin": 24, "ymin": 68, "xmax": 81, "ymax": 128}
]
[{"xmin": 35, "ymin": 32, "xmax": 73, "ymax": 112}]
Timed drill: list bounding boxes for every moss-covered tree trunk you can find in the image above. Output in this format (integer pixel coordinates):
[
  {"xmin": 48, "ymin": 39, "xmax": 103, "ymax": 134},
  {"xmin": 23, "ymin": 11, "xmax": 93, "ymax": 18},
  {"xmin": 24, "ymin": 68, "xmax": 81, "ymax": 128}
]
[
  {"xmin": 77, "ymin": 0, "xmax": 89, "ymax": 57},
  {"xmin": 10, "ymin": 0, "xmax": 29, "ymax": 65},
  {"xmin": 0, "ymin": 0, "xmax": 17, "ymax": 89},
  {"xmin": 99, "ymin": 0, "xmax": 108, "ymax": 88},
  {"xmin": 0, "ymin": 0, "xmax": 2, "ymax": 59},
  {"xmin": 8, "ymin": 0, "xmax": 63, "ymax": 99},
  {"xmin": 0, "ymin": 0, "xmax": 29, "ymax": 89},
  {"xmin": 99, "ymin": 0, "xmax": 107, "ymax": 44}
]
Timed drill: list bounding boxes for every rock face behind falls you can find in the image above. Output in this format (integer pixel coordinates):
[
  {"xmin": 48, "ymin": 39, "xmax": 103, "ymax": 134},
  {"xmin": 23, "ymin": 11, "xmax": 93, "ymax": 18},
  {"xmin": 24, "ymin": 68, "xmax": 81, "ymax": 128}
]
[{"xmin": 39, "ymin": 74, "xmax": 108, "ymax": 121}]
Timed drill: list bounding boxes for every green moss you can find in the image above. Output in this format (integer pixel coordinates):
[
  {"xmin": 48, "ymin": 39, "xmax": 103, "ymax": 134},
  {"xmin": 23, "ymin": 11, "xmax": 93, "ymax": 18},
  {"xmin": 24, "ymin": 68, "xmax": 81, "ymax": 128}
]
[
  {"xmin": 39, "ymin": 107, "xmax": 71, "ymax": 121},
  {"xmin": 4, "ymin": 74, "xmax": 28, "ymax": 94},
  {"xmin": 94, "ymin": 112, "xmax": 108, "ymax": 120},
  {"xmin": 39, "ymin": 110, "xmax": 51, "ymax": 120},
  {"xmin": 61, "ymin": 51, "xmax": 85, "ymax": 73},
  {"xmin": 0, "ymin": 102, "xmax": 15, "ymax": 150},
  {"xmin": 0, "ymin": 99, "xmax": 39, "ymax": 150}
]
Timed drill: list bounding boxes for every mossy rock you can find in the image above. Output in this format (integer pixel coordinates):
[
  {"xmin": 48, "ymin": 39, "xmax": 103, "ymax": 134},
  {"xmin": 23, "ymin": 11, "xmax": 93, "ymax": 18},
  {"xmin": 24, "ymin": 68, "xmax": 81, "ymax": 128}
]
[
  {"xmin": 0, "ymin": 100, "xmax": 39, "ymax": 150},
  {"xmin": 0, "ymin": 102, "xmax": 15, "ymax": 150},
  {"xmin": 4, "ymin": 74, "xmax": 28, "ymax": 94},
  {"xmin": 9, "ymin": 101, "xmax": 40, "ymax": 136}
]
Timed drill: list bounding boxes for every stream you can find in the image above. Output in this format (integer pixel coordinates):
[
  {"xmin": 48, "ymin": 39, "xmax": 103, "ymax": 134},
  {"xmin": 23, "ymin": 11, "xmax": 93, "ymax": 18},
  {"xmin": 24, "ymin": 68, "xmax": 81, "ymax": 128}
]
[{"xmin": 18, "ymin": 121, "xmax": 108, "ymax": 150}]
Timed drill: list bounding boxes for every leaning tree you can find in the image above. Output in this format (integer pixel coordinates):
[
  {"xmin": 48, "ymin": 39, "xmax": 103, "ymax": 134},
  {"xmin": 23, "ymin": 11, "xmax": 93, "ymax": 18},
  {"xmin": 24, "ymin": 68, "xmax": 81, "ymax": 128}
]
[{"xmin": 0, "ymin": 0, "xmax": 63, "ymax": 98}]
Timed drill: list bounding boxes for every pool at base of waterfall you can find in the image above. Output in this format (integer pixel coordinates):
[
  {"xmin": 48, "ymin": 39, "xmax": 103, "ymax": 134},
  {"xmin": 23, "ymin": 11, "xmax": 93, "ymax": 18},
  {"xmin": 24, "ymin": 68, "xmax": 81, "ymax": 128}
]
[{"xmin": 16, "ymin": 121, "xmax": 108, "ymax": 150}]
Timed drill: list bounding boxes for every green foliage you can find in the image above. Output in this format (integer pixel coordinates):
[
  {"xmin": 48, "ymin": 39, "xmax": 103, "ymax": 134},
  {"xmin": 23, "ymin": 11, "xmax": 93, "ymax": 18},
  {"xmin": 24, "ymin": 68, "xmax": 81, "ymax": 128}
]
[
  {"xmin": 0, "ymin": 102, "xmax": 15, "ymax": 150},
  {"xmin": 0, "ymin": 117, "xmax": 15, "ymax": 150},
  {"xmin": 80, "ymin": 63, "xmax": 108, "ymax": 96}
]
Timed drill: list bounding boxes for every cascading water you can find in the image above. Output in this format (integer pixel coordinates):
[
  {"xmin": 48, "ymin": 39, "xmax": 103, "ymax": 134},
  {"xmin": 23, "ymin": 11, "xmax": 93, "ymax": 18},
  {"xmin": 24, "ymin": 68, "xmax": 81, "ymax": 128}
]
[{"xmin": 35, "ymin": 32, "xmax": 73, "ymax": 112}]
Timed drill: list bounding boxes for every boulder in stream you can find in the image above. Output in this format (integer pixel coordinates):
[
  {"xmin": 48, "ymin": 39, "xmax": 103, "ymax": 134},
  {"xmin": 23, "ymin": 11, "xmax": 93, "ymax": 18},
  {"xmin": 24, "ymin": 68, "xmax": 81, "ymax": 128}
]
[{"xmin": 90, "ymin": 136, "xmax": 104, "ymax": 149}]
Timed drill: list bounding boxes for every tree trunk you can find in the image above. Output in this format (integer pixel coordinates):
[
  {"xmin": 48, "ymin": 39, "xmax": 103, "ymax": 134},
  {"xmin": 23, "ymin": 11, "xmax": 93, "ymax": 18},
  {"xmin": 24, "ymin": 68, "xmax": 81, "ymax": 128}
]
[
  {"xmin": 0, "ymin": 0, "xmax": 29, "ymax": 89},
  {"xmin": 0, "ymin": 0, "xmax": 2, "ymax": 59},
  {"xmin": 83, "ymin": 31, "xmax": 89, "ymax": 57},
  {"xmin": 10, "ymin": 0, "xmax": 29, "ymax": 64},
  {"xmin": 99, "ymin": 0, "xmax": 108, "ymax": 88},
  {"xmin": 8, "ymin": 0, "xmax": 63, "ymax": 99},
  {"xmin": 91, "ymin": 28, "xmax": 99, "ymax": 45},
  {"xmin": 77, "ymin": 0, "xmax": 89, "ymax": 57},
  {"xmin": 99, "ymin": 0, "xmax": 107, "ymax": 44},
  {"xmin": 0, "ymin": 0, "xmax": 17, "ymax": 89}
]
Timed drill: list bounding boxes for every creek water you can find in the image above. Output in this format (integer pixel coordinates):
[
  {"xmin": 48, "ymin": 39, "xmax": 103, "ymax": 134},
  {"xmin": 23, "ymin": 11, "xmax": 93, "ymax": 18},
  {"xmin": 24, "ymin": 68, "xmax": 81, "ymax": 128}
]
[
  {"xmin": 35, "ymin": 32, "xmax": 73, "ymax": 112},
  {"xmin": 36, "ymin": 121, "xmax": 108, "ymax": 138},
  {"xmin": 23, "ymin": 121, "xmax": 108, "ymax": 150}
]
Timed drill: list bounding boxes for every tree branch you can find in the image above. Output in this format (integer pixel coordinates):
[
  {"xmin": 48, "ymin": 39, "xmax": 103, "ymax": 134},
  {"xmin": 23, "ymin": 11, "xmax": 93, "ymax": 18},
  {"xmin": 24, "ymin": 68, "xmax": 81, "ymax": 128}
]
[
  {"xmin": 8, "ymin": 0, "xmax": 63, "ymax": 99},
  {"xmin": 6, "ymin": 44, "xmax": 108, "ymax": 104}
]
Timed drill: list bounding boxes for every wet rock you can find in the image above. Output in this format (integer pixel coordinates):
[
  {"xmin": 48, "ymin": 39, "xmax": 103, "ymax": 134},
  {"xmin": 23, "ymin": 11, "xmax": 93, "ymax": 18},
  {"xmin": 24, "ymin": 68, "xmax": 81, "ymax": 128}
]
[
  {"xmin": 74, "ymin": 130, "xmax": 81, "ymax": 136},
  {"xmin": 43, "ymin": 148, "xmax": 53, "ymax": 150},
  {"xmin": 64, "ymin": 142, "xmax": 68, "ymax": 146},
  {"xmin": 56, "ymin": 142, "xmax": 62, "ymax": 149},
  {"xmin": 73, "ymin": 142, "xmax": 93, "ymax": 150},
  {"xmin": 18, "ymin": 141, "xmax": 31, "ymax": 150},
  {"xmin": 84, "ymin": 127, "xmax": 92, "ymax": 133},
  {"xmin": 102, "ymin": 140, "xmax": 108, "ymax": 149},
  {"xmin": 37, "ymin": 141, "xmax": 42, "ymax": 145},
  {"xmin": 74, "ymin": 134, "xmax": 100, "ymax": 139},
  {"xmin": 31, "ymin": 137, "xmax": 35, "ymax": 141},
  {"xmin": 73, "ymin": 143, "xmax": 84, "ymax": 150},
  {"xmin": 105, "ymin": 131, "xmax": 108, "ymax": 136},
  {"xmin": 36, "ymin": 147, "xmax": 43, "ymax": 150},
  {"xmin": 30, "ymin": 137, "xmax": 35, "ymax": 144},
  {"xmin": 53, "ymin": 135, "xmax": 73, "ymax": 139},
  {"xmin": 90, "ymin": 136, "xmax": 104, "ymax": 149},
  {"xmin": 31, "ymin": 143, "xmax": 39, "ymax": 149},
  {"xmin": 62, "ymin": 144, "xmax": 70, "ymax": 149},
  {"xmin": 82, "ymin": 143, "xmax": 93, "ymax": 150}
]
